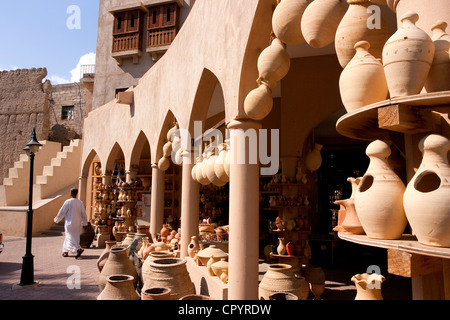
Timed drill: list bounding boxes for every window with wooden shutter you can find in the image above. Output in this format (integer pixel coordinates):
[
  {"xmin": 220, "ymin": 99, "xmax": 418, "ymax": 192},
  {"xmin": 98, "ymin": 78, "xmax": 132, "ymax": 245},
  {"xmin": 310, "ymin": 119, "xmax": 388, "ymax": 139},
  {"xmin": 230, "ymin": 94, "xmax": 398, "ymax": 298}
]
[
  {"xmin": 112, "ymin": 10, "xmax": 144, "ymax": 54},
  {"xmin": 146, "ymin": 3, "xmax": 180, "ymax": 50}
]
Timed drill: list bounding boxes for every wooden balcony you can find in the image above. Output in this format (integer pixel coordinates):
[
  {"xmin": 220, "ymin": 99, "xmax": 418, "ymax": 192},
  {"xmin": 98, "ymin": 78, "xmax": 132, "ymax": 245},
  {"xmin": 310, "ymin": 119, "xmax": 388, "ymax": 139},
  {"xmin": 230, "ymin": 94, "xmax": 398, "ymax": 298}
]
[
  {"xmin": 146, "ymin": 27, "xmax": 177, "ymax": 60},
  {"xmin": 112, "ymin": 32, "xmax": 142, "ymax": 65}
]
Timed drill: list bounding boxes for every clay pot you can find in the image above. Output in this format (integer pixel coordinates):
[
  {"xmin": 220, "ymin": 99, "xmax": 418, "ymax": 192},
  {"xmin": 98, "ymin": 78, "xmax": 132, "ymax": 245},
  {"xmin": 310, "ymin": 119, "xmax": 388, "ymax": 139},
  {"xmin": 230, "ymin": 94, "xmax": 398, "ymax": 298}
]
[
  {"xmin": 339, "ymin": 41, "xmax": 388, "ymax": 113},
  {"xmin": 382, "ymin": 11, "xmax": 435, "ymax": 97},
  {"xmin": 425, "ymin": 21, "xmax": 450, "ymax": 93},
  {"xmin": 244, "ymin": 82, "xmax": 274, "ymax": 121},
  {"xmin": 96, "ymin": 240, "xmax": 117, "ymax": 272},
  {"xmin": 257, "ymin": 38, "xmax": 291, "ymax": 88},
  {"xmin": 272, "ymin": 0, "xmax": 311, "ymax": 46},
  {"xmin": 301, "ymin": 0, "xmax": 348, "ymax": 48},
  {"xmin": 334, "ymin": 198, "xmax": 365, "ymax": 235},
  {"xmin": 351, "ymin": 273, "xmax": 385, "ymax": 300},
  {"xmin": 403, "ymin": 134, "xmax": 450, "ymax": 247},
  {"xmin": 160, "ymin": 224, "xmax": 170, "ymax": 238},
  {"xmin": 98, "ymin": 247, "xmax": 139, "ymax": 292},
  {"xmin": 259, "ymin": 264, "xmax": 306, "ymax": 300},
  {"xmin": 335, "ymin": 0, "xmax": 389, "ymax": 68},
  {"xmin": 163, "ymin": 141, "xmax": 172, "ymax": 158},
  {"xmin": 211, "ymin": 258, "xmax": 229, "ymax": 280},
  {"xmin": 187, "ymin": 236, "xmax": 200, "ymax": 258},
  {"xmin": 348, "ymin": 177, "xmax": 361, "ymax": 199},
  {"xmin": 205, "ymin": 150, "xmax": 227, "ymax": 187},
  {"xmin": 141, "ymin": 258, "xmax": 195, "ymax": 300},
  {"xmin": 121, "ymin": 233, "xmax": 135, "ymax": 247},
  {"xmin": 158, "ymin": 156, "xmax": 170, "ymax": 172},
  {"xmin": 305, "ymin": 265, "xmax": 326, "ymax": 285},
  {"xmin": 286, "ymin": 240, "xmax": 295, "ymax": 256},
  {"xmin": 277, "ymin": 238, "xmax": 286, "ymax": 255},
  {"xmin": 196, "ymin": 245, "xmax": 228, "ymax": 266},
  {"xmin": 97, "ymin": 275, "xmax": 140, "ymax": 300},
  {"xmin": 214, "ymin": 143, "xmax": 230, "ymax": 182},
  {"xmin": 354, "ymin": 140, "xmax": 407, "ymax": 239},
  {"xmin": 196, "ymin": 155, "xmax": 210, "ymax": 185},
  {"xmin": 141, "ymin": 287, "xmax": 172, "ymax": 300},
  {"xmin": 167, "ymin": 123, "xmax": 179, "ymax": 141},
  {"xmin": 305, "ymin": 144, "xmax": 323, "ymax": 171},
  {"xmin": 80, "ymin": 222, "xmax": 95, "ymax": 249}
]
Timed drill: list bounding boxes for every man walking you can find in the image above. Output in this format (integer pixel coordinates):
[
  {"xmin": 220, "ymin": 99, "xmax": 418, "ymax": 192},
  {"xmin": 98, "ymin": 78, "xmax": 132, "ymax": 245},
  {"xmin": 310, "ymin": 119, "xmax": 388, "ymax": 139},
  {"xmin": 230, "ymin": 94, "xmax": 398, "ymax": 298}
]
[{"xmin": 54, "ymin": 188, "xmax": 88, "ymax": 259}]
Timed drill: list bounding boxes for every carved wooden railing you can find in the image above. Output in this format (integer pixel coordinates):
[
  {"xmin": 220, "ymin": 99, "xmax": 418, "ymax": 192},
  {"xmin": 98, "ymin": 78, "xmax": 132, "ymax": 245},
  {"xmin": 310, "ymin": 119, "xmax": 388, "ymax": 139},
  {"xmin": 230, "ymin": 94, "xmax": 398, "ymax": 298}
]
[
  {"xmin": 112, "ymin": 33, "xmax": 141, "ymax": 52},
  {"xmin": 147, "ymin": 27, "xmax": 177, "ymax": 48}
]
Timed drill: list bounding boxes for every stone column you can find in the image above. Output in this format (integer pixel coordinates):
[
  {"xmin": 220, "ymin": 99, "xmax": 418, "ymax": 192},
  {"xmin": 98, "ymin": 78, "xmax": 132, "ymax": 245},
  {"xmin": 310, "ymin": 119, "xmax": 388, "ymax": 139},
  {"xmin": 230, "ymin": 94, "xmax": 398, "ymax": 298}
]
[
  {"xmin": 78, "ymin": 175, "xmax": 88, "ymax": 205},
  {"xmin": 150, "ymin": 163, "xmax": 165, "ymax": 240},
  {"xmin": 227, "ymin": 118, "xmax": 262, "ymax": 300},
  {"xmin": 180, "ymin": 150, "xmax": 200, "ymax": 258}
]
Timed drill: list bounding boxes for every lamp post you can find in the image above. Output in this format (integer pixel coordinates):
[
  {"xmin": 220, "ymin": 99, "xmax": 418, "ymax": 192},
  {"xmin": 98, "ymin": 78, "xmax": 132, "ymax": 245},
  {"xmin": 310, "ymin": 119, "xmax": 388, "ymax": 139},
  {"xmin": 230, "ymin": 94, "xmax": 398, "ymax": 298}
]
[{"xmin": 19, "ymin": 127, "xmax": 42, "ymax": 287}]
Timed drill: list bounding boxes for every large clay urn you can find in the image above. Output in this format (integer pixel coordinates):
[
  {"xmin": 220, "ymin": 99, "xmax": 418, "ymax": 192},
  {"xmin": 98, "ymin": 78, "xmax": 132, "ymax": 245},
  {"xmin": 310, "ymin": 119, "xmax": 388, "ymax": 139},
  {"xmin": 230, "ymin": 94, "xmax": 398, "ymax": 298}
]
[
  {"xmin": 335, "ymin": 0, "xmax": 389, "ymax": 68},
  {"xmin": 339, "ymin": 41, "xmax": 388, "ymax": 113},
  {"xmin": 259, "ymin": 264, "xmax": 306, "ymax": 300},
  {"xmin": 141, "ymin": 258, "xmax": 195, "ymax": 300},
  {"xmin": 97, "ymin": 275, "xmax": 140, "ymax": 300},
  {"xmin": 96, "ymin": 240, "xmax": 116, "ymax": 272},
  {"xmin": 354, "ymin": 140, "xmax": 407, "ymax": 239},
  {"xmin": 272, "ymin": 0, "xmax": 311, "ymax": 46},
  {"xmin": 403, "ymin": 134, "xmax": 450, "ymax": 247},
  {"xmin": 382, "ymin": 11, "xmax": 435, "ymax": 97},
  {"xmin": 425, "ymin": 21, "xmax": 450, "ymax": 93},
  {"xmin": 98, "ymin": 247, "xmax": 139, "ymax": 292},
  {"xmin": 257, "ymin": 38, "xmax": 291, "ymax": 89},
  {"xmin": 351, "ymin": 273, "xmax": 385, "ymax": 300},
  {"xmin": 301, "ymin": 0, "xmax": 348, "ymax": 48}
]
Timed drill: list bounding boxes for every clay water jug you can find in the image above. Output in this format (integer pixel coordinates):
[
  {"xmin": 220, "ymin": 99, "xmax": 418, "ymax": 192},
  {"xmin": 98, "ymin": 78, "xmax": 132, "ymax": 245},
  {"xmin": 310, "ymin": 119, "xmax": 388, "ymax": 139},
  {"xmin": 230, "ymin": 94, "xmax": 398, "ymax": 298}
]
[
  {"xmin": 97, "ymin": 240, "xmax": 117, "ymax": 272},
  {"xmin": 272, "ymin": 0, "xmax": 311, "ymax": 46},
  {"xmin": 425, "ymin": 21, "xmax": 450, "ymax": 93},
  {"xmin": 382, "ymin": 11, "xmax": 435, "ymax": 97},
  {"xmin": 98, "ymin": 247, "xmax": 139, "ymax": 291},
  {"xmin": 301, "ymin": 0, "xmax": 348, "ymax": 48},
  {"xmin": 257, "ymin": 38, "xmax": 291, "ymax": 89},
  {"xmin": 351, "ymin": 273, "xmax": 385, "ymax": 300},
  {"xmin": 97, "ymin": 275, "xmax": 140, "ymax": 300},
  {"xmin": 339, "ymin": 41, "xmax": 388, "ymax": 113},
  {"xmin": 354, "ymin": 140, "xmax": 407, "ymax": 239},
  {"xmin": 334, "ymin": 198, "xmax": 365, "ymax": 235},
  {"xmin": 259, "ymin": 264, "xmax": 306, "ymax": 300},
  {"xmin": 403, "ymin": 134, "xmax": 450, "ymax": 247},
  {"xmin": 277, "ymin": 238, "xmax": 286, "ymax": 255},
  {"xmin": 305, "ymin": 144, "xmax": 323, "ymax": 171},
  {"xmin": 335, "ymin": 0, "xmax": 389, "ymax": 68}
]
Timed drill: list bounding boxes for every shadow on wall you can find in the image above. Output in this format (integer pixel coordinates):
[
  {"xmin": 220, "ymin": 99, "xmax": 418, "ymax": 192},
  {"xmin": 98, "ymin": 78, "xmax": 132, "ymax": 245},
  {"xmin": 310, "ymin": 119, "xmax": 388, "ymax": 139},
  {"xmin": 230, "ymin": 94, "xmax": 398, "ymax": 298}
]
[{"xmin": 48, "ymin": 124, "xmax": 81, "ymax": 147}]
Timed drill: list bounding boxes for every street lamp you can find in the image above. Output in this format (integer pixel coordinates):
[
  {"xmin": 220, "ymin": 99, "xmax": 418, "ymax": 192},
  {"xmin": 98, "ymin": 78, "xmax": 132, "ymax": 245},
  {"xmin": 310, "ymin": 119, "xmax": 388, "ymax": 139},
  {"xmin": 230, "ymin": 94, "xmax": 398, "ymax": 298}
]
[{"xmin": 18, "ymin": 127, "xmax": 42, "ymax": 287}]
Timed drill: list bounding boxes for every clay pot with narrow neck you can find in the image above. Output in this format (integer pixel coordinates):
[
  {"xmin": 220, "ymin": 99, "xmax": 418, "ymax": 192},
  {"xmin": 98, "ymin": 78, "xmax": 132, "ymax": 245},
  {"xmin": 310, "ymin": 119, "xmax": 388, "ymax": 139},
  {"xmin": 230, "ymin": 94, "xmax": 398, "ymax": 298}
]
[
  {"xmin": 403, "ymin": 134, "xmax": 450, "ymax": 247},
  {"xmin": 351, "ymin": 273, "xmax": 385, "ymax": 300},
  {"xmin": 257, "ymin": 38, "xmax": 291, "ymax": 89},
  {"xmin": 141, "ymin": 287, "xmax": 172, "ymax": 300},
  {"xmin": 98, "ymin": 247, "xmax": 139, "ymax": 292},
  {"xmin": 425, "ymin": 20, "xmax": 450, "ymax": 93},
  {"xmin": 97, "ymin": 275, "xmax": 140, "ymax": 300},
  {"xmin": 96, "ymin": 240, "xmax": 117, "ymax": 272},
  {"xmin": 277, "ymin": 238, "xmax": 286, "ymax": 255},
  {"xmin": 272, "ymin": 0, "xmax": 311, "ymax": 46},
  {"xmin": 354, "ymin": 140, "xmax": 407, "ymax": 239}
]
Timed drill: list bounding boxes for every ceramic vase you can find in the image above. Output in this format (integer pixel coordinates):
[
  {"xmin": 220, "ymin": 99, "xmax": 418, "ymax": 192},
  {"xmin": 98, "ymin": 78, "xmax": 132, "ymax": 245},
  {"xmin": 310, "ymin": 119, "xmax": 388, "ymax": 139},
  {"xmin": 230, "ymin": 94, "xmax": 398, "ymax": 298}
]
[
  {"xmin": 97, "ymin": 275, "xmax": 140, "ymax": 300},
  {"xmin": 98, "ymin": 247, "xmax": 139, "ymax": 292},
  {"xmin": 257, "ymin": 38, "xmax": 291, "ymax": 89},
  {"xmin": 277, "ymin": 238, "xmax": 286, "ymax": 255},
  {"xmin": 80, "ymin": 222, "xmax": 95, "ymax": 249},
  {"xmin": 351, "ymin": 273, "xmax": 385, "ymax": 300},
  {"xmin": 141, "ymin": 287, "xmax": 172, "ymax": 300},
  {"xmin": 286, "ymin": 240, "xmax": 295, "ymax": 256},
  {"xmin": 339, "ymin": 41, "xmax": 388, "ymax": 113},
  {"xmin": 305, "ymin": 144, "xmax": 323, "ymax": 171},
  {"xmin": 141, "ymin": 258, "xmax": 195, "ymax": 300},
  {"xmin": 354, "ymin": 140, "xmax": 407, "ymax": 239},
  {"xmin": 382, "ymin": 11, "xmax": 435, "ymax": 97},
  {"xmin": 301, "ymin": 0, "xmax": 348, "ymax": 48},
  {"xmin": 403, "ymin": 134, "xmax": 450, "ymax": 247},
  {"xmin": 335, "ymin": 198, "xmax": 365, "ymax": 234},
  {"xmin": 259, "ymin": 264, "xmax": 306, "ymax": 300},
  {"xmin": 272, "ymin": 0, "xmax": 311, "ymax": 46},
  {"xmin": 96, "ymin": 240, "xmax": 117, "ymax": 272},
  {"xmin": 335, "ymin": 0, "xmax": 389, "ymax": 68},
  {"xmin": 187, "ymin": 236, "xmax": 200, "ymax": 258},
  {"xmin": 425, "ymin": 21, "xmax": 450, "ymax": 93}
]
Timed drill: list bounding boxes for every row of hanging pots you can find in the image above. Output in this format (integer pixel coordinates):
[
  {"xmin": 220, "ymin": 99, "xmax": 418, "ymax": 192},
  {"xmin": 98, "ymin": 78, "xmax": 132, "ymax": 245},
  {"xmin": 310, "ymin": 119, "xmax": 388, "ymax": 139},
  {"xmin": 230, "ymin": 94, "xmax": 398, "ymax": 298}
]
[
  {"xmin": 158, "ymin": 123, "xmax": 181, "ymax": 171},
  {"xmin": 191, "ymin": 141, "xmax": 230, "ymax": 187},
  {"xmin": 339, "ymin": 134, "xmax": 450, "ymax": 247}
]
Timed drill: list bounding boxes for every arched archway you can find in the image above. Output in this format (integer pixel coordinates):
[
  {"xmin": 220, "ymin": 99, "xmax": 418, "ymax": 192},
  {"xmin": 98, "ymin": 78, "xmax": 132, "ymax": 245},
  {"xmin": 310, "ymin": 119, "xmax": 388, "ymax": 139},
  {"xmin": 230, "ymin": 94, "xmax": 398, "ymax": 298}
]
[{"xmin": 105, "ymin": 142, "xmax": 126, "ymax": 185}]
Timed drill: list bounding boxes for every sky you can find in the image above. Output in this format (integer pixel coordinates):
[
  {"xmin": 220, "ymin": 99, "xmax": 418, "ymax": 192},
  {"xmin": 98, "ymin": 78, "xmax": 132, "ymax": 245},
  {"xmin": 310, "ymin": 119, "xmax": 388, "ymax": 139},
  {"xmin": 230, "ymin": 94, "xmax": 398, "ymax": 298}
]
[{"xmin": 0, "ymin": 0, "xmax": 100, "ymax": 84}]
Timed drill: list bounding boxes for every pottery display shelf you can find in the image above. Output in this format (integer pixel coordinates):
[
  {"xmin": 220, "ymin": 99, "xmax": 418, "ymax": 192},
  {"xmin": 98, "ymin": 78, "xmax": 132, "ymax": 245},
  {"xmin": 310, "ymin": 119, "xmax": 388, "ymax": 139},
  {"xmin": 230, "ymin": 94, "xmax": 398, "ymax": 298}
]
[{"xmin": 335, "ymin": 91, "xmax": 450, "ymax": 300}]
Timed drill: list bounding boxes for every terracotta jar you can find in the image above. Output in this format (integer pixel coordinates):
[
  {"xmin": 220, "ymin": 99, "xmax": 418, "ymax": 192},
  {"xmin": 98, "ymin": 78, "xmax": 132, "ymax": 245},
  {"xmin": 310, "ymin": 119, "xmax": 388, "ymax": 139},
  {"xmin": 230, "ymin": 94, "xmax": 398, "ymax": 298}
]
[
  {"xmin": 141, "ymin": 287, "xmax": 172, "ymax": 300},
  {"xmin": 257, "ymin": 38, "xmax": 291, "ymax": 89},
  {"xmin": 286, "ymin": 240, "xmax": 295, "ymax": 256},
  {"xmin": 351, "ymin": 273, "xmax": 385, "ymax": 300},
  {"xmin": 163, "ymin": 141, "xmax": 172, "ymax": 158},
  {"xmin": 141, "ymin": 258, "xmax": 195, "ymax": 300},
  {"xmin": 196, "ymin": 154, "xmax": 210, "ymax": 186},
  {"xmin": 211, "ymin": 258, "xmax": 229, "ymax": 282},
  {"xmin": 334, "ymin": 198, "xmax": 365, "ymax": 235},
  {"xmin": 214, "ymin": 143, "xmax": 230, "ymax": 183},
  {"xmin": 305, "ymin": 144, "xmax": 323, "ymax": 171},
  {"xmin": 301, "ymin": 0, "xmax": 348, "ymax": 48},
  {"xmin": 205, "ymin": 150, "xmax": 227, "ymax": 187},
  {"xmin": 382, "ymin": 11, "xmax": 435, "ymax": 97},
  {"xmin": 403, "ymin": 134, "xmax": 450, "ymax": 247},
  {"xmin": 121, "ymin": 233, "xmax": 135, "ymax": 247},
  {"xmin": 259, "ymin": 264, "xmax": 306, "ymax": 300},
  {"xmin": 339, "ymin": 41, "xmax": 388, "ymax": 113},
  {"xmin": 425, "ymin": 21, "xmax": 450, "ymax": 93},
  {"xmin": 97, "ymin": 275, "xmax": 140, "ymax": 300},
  {"xmin": 305, "ymin": 265, "xmax": 326, "ymax": 300},
  {"xmin": 96, "ymin": 240, "xmax": 117, "ymax": 272},
  {"xmin": 98, "ymin": 247, "xmax": 139, "ymax": 292},
  {"xmin": 272, "ymin": 0, "xmax": 310, "ymax": 46},
  {"xmin": 196, "ymin": 245, "xmax": 228, "ymax": 266},
  {"xmin": 335, "ymin": 0, "xmax": 389, "ymax": 68},
  {"xmin": 354, "ymin": 140, "xmax": 407, "ymax": 239},
  {"xmin": 187, "ymin": 236, "xmax": 200, "ymax": 258},
  {"xmin": 244, "ymin": 82, "xmax": 274, "ymax": 121},
  {"xmin": 160, "ymin": 224, "xmax": 170, "ymax": 238},
  {"xmin": 158, "ymin": 156, "xmax": 171, "ymax": 172}
]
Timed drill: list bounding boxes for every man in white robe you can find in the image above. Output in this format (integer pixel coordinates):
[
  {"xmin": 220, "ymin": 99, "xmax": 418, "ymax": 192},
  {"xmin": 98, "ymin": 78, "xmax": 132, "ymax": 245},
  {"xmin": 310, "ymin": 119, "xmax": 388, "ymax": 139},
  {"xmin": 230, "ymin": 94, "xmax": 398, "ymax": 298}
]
[{"xmin": 54, "ymin": 188, "xmax": 88, "ymax": 258}]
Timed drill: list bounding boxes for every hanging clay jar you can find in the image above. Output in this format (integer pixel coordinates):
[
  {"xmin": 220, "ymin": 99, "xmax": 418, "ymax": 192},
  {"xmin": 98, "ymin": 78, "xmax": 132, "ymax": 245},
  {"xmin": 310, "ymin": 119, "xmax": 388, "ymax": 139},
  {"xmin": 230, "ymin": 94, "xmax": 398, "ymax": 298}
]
[
  {"xmin": 205, "ymin": 150, "xmax": 227, "ymax": 187},
  {"xmin": 163, "ymin": 141, "xmax": 172, "ymax": 158},
  {"xmin": 257, "ymin": 38, "xmax": 291, "ymax": 89},
  {"xmin": 158, "ymin": 156, "xmax": 170, "ymax": 172},
  {"xmin": 214, "ymin": 143, "xmax": 230, "ymax": 183},
  {"xmin": 351, "ymin": 273, "xmax": 385, "ymax": 300},
  {"xmin": 425, "ymin": 21, "xmax": 450, "ymax": 93},
  {"xmin": 354, "ymin": 140, "xmax": 407, "ymax": 239},
  {"xmin": 272, "ymin": 0, "xmax": 311, "ymax": 46},
  {"xmin": 335, "ymin": 198, "xmax": 365, "ymax": 234},
  {"xmin": 259, "ymin": 264, "xmax": 306, "ymax": 300},
  {"xmin": 382, "ymin": 11, "xmax": 435, "ymax": 97},
  {"xmin": 277, "ymin": 238, "xmax": 286, "ymax": 255},
  {"xmin": 305, "ymin": 144, "xmax": 323, "ymax": 171},
  {"xmin": 403, "ymin": 134, "xmax": 450, "ymax": 247},
  {"xmin": 301, "ymin": 0, "xmax": 348, "ymax": 48},
  {"xmin": 335, "ymin": 0, "xmax": 389, "ymax": 68},
  {"xmin": 244, "ymin": 82, "xmax": 274, "ymax": 121},
  {"xmin": 167, "ymin": 123, "xmax": 178, "ymax": 142},
  {"xmin": 98, "ymin": 247, "xmax": 139, "ymax": 292},
  {"xmin": 196, "ymin": 155, "xmax": 210, "ymax": 186},
  {"xmin": 97, "ymin": 275, "xmax": 140, "ymax": 300},
  {"xmin": 339, "ymin": 41, "xmax": 388, "ymax": 113},
  {"xmin": 191, "ymin": 157, "xmax": 201, "ymax": 182}
]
